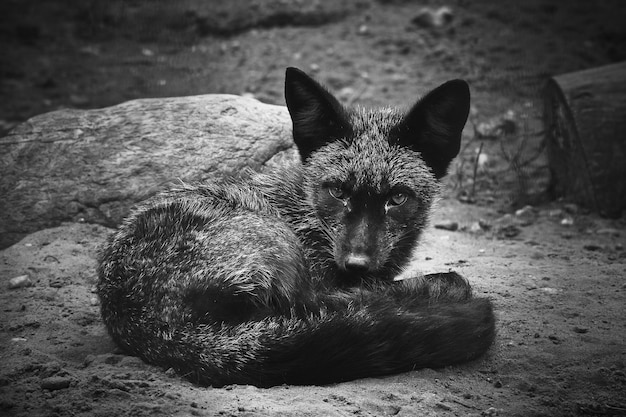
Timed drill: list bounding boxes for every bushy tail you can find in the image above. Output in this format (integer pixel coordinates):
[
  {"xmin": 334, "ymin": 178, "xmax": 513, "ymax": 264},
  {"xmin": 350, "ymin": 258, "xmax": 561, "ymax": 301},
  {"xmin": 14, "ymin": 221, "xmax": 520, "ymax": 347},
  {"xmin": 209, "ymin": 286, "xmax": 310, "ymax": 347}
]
[{"xmin": 109, "ymin": 283, "xmax": 495, "ymax": 387}]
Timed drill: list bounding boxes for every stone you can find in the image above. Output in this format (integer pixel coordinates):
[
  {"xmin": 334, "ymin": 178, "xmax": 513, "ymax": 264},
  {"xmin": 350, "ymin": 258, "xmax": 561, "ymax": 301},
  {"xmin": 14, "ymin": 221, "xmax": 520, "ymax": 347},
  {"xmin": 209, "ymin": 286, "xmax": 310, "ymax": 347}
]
[
  {"xmin": 40, "ymin": 376, "xmax": 72, "ymax": 391},
  {"xmin": 8, "ymin": 275, "xmax": 33, "ymax": 289},
  {"xmin": 0, "ymin": 94, "xmax": 298, "ymax": 249}
]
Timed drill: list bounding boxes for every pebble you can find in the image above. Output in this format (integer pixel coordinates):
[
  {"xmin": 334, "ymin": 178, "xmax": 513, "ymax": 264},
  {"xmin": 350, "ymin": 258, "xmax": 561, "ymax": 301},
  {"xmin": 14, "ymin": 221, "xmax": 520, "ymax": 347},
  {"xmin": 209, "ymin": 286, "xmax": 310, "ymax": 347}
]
[
  {"xmin": 41, "ymin": 376, "xmax": 72, "ymax": 391},
  {"xmin": 49, "ymin": 280, "xmax": 64, "ymax": 288},
  {"xmin": 478, "ymin": 219, "xmax": 492, "ymax": 230},
  {"xmin": 469, "ymin": 221, "xmax": 484, "ymax": 233},
  {"xmin": 539, "ymin": 287, "xmax": 561, "ymax": 295},
  {"xmin": 411, "ymin": 6, "xmax": 453, "ymax": 28},
  {"xmin": 337, "ymin": 86, "xmax": 356, "ymax": 102},
  {"xmin": 482, "ymin": 407, "xmax": 500, "ymax": 416},
  {"xmin": 434, "ymin": 221, "xmax": 459, "ymax": 231},
  {"xmin": 8, "ymin": 275, "xmax": 33, "ymax": 289},
  {"xmin": 496, "ymin": 224, "xmax": 521, "ymax": 239},
  {"xmin": 597, "ymin": 228, "xmax": 620, "ymax": 237},
  {"xmin": 515, "ymin": 205, "xmax": 536, "ymax": 225}
]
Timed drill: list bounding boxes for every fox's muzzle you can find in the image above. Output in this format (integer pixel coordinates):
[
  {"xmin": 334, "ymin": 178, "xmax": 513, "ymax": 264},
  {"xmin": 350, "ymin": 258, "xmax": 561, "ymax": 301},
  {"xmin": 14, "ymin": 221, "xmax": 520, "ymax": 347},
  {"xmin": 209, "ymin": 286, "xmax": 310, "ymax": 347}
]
[{"xmin": 338, "ymin": 214, "xmax": 382, "ymax": 273}]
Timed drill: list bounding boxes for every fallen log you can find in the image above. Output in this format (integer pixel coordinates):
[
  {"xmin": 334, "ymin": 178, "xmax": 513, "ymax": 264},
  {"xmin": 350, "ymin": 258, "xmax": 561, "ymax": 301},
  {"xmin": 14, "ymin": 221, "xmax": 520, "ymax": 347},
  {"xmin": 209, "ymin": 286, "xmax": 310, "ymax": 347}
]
[{"xmin": 544, "ymin": 61, "xmax": 626, "ymax": 217}]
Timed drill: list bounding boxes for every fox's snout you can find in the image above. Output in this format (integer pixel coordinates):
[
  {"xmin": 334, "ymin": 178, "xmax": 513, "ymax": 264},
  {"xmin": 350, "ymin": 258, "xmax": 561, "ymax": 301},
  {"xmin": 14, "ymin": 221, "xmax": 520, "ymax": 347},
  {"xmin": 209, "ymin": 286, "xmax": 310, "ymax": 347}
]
[{"xmin": 336, "ymin": 215, "xmax": 383, "ymax": 274}]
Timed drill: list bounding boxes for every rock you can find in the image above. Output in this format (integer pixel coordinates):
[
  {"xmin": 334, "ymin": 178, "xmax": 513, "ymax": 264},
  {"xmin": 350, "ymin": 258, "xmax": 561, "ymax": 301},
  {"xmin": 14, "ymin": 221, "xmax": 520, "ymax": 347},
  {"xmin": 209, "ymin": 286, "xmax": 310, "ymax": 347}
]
[
  {"xmin": 493, "ymin": 215, "xmax": 522, "ymax": 239},
  {"xmin": 0, "ymin": 94, "xmax": 299, "ymax": 249},
  {"xmin": 482, "ymin": 407, "xmax": 500, "ymax": 416},
  {"xmin": 514, "ymin": 205, "xmax": 537, "ymax": 226},
  {"xmin": 10, "ymin": 337, "xmax": 28, "ymax": 342},
  {"xmin": 468, "ymin": 221, "xmax": 484, "ymax": 233},
  {"xmin": 41, "ymin": 376, "xmax": 72, "ymax": 391},
  {"xmin": 8, "ymin": 275, "xmax": 33, "ymax": 289},
  {"xmin": 539, "ymin": 287, "xmax": 561, "ymax": 295},
  {"xmin": 434, "ymin": 221, "xmax": 459, "ymax": 231},
  {"xmin": 411, "ymin": 6, "xmax": 453, "ymax": 28}
]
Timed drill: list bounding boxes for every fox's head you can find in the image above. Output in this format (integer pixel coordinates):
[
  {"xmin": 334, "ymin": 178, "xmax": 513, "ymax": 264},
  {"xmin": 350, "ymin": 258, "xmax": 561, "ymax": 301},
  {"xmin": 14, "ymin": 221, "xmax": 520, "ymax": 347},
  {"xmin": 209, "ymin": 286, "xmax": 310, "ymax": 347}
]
[{"xmin": 284, "ymin": 67, "xmax": 469, "ymax": 284}]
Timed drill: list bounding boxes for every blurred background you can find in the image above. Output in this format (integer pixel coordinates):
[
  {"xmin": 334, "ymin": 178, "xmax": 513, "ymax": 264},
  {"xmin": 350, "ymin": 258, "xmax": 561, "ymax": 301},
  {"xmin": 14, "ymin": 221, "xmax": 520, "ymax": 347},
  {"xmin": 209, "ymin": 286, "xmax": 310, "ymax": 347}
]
[{"xmin": 1, "ymin": 0, "xmax": 625, "ymax": 206}]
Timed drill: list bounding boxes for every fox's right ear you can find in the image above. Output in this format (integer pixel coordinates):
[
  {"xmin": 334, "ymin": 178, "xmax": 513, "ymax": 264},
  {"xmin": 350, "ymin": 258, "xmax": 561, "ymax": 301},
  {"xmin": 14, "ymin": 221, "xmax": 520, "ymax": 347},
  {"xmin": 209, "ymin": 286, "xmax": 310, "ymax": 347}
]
[
  {"xmin": 285, "ymin": 67, "xmax": 352, "ymax": 161},
  {"xmin": 393, "ymin": 80, "xmax": 470, "ymax": 179}
]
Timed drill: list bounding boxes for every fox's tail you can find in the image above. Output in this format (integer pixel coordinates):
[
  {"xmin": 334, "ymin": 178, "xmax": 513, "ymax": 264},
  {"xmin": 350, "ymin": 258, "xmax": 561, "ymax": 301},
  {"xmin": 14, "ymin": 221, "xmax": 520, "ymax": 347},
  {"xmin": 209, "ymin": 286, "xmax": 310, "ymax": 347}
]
[{"xmin": 104, "ymin": 285, "xmax": 495, "ymax": 387}]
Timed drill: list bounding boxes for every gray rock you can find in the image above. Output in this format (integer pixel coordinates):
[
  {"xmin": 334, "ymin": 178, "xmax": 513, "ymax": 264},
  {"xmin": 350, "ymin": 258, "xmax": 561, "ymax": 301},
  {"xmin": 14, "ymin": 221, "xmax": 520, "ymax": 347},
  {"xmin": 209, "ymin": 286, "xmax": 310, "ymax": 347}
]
[
  {"xmin": 8, "ymin": 275, "xmax": 33, "ymax": 289},
  {"xmin": 41, "ymin": 376, "xmax": 72, "ymax": 391},
  {"xmin": 0, "ymin": 94, "xmax": 298, "ymax": 249}
]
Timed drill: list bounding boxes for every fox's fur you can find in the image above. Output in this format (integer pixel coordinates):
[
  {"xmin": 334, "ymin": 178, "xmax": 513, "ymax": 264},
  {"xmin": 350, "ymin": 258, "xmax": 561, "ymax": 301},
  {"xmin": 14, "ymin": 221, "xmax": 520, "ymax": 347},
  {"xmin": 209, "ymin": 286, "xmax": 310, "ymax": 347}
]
[{"xmin": 97, "ymin": 67, "xmax": 495, "ymax": 387}]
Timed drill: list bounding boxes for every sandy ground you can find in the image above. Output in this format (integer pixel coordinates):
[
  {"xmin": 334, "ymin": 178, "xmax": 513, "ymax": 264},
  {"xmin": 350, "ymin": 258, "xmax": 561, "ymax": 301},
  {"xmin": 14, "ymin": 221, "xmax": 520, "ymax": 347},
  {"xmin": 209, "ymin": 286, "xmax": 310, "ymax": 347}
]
[
  {"xmin": 1, "ymin": 0, "xmax": 626, "ymax": 416},
  {"xmin": 1, "ymin": 201, "xmax": 625, "ymax": 416}
]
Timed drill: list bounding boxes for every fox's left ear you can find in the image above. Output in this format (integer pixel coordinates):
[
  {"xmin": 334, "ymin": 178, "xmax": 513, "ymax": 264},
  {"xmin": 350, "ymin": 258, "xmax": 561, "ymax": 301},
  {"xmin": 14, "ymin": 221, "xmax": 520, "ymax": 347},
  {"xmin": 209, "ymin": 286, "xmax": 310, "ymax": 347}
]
[
  {"xmin": 285, "ymin": 67, "xmax": 353, "ymax": 161},
  {"xmin": 392, "ymin": 80, "xmax": 470, "ymax": 179}
]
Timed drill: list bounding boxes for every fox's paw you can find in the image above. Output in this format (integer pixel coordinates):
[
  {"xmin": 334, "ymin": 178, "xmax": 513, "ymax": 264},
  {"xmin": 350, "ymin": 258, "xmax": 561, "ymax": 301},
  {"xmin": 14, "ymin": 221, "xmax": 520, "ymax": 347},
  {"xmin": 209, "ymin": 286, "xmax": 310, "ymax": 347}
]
[
  {"xmin": 397, "ymin": 271, "xmax": 473, "ymax": 302},
  {"xmin": 422, "ymin": 271, "xmax": 473, "ymax": 301}
]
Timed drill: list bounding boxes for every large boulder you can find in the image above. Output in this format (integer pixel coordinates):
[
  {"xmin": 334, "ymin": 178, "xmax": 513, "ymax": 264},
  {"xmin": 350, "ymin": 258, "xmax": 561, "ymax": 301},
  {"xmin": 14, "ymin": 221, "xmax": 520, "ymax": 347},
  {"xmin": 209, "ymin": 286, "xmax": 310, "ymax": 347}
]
[{"xmin": 0, "ymin": 94, "xmax": 298, "ymax": 249}]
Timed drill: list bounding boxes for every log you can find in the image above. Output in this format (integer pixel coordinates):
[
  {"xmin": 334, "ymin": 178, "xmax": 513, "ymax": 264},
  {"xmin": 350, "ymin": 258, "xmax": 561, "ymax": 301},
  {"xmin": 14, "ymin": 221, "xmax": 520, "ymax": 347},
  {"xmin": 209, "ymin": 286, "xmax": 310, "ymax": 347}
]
[{"xmin": 544, "ymin": 61, "xmax": 626, "ymax": 217}]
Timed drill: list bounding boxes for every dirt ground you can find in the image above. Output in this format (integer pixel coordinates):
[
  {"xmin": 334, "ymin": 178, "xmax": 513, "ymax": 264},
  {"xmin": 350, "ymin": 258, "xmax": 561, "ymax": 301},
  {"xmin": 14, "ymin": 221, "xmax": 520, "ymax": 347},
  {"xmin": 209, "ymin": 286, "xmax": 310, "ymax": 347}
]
[{"xmin": 1, "ymin": 0, "xmax": 625, "ymax": 416}]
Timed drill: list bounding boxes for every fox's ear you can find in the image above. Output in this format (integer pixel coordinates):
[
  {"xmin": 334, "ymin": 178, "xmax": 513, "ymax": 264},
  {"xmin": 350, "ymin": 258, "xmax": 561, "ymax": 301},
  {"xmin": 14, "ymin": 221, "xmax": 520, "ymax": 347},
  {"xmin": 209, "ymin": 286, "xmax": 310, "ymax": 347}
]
[
  {"xmin": 392, "ymin": 80, "xmax": 470, "ymax": 179},
  {"xmin": 285, "ymin": 67, "xmax": 352, "ymax": 161}
]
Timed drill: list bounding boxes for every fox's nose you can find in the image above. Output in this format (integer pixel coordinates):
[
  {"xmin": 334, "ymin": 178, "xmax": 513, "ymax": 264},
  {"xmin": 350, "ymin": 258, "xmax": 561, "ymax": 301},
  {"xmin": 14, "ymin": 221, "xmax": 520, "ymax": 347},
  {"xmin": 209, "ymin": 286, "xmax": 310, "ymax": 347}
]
[{"xmin": 344, "ymin": 253, "xmax": 371, "ymax": 272}]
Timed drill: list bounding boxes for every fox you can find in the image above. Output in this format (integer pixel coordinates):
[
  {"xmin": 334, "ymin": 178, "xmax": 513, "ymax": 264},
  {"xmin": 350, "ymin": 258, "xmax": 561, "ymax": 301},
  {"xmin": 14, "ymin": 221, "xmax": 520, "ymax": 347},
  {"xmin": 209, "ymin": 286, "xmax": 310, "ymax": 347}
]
[{"xmin": 97, "ymin": 67, "xmax": 495, "ymax": 387}]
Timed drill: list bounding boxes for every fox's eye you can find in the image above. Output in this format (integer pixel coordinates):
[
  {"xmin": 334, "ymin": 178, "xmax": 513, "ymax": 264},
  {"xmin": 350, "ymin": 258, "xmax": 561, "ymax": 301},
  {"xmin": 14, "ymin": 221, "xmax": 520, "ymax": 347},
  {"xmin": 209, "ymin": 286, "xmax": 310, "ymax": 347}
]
[
  {"xmin": 328, "ymin": 186, "xmax": 347, "ymax": 200},
  {"xmin": 388, "ymin": 192, "xmax": 408, "ymax": 206}
]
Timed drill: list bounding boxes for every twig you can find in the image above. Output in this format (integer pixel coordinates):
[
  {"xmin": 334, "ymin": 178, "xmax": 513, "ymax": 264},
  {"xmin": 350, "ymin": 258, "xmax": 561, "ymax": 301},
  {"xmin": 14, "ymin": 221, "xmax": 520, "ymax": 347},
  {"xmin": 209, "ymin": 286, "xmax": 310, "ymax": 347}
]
[{"xmin": 471, "ymin": 141, "xmax": 484, "ymax": 197}]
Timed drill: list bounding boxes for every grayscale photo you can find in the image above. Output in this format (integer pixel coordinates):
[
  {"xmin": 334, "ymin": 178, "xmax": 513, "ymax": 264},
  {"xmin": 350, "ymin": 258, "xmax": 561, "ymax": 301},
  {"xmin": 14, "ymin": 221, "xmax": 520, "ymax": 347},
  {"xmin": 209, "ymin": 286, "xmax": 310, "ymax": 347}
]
[{"xmin": 1, "ymin": 1, "xmax": 625, "ymax": 415}]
